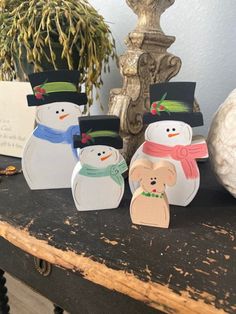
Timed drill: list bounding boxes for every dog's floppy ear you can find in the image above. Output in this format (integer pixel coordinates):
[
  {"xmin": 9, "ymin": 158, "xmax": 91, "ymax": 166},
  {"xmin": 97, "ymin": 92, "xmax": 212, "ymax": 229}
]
[
  {"xmin": 154, "ymin": 161, "xmax": 177, "ymax": 187},
  {"xmin": 129, "ymin": 159, "xmax": 153, "ymax": 182}
]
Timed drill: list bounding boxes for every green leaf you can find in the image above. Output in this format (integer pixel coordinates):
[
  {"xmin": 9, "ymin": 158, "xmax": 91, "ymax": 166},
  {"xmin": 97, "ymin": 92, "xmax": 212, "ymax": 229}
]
[{"xmin": 157, "ymin": 92, "xmax": 167, "ymax": 107}]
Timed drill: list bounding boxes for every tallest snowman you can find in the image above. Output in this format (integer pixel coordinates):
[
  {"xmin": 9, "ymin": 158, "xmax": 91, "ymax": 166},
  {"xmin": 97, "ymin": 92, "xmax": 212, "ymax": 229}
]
[
  {"xmin": 22, "ymin": 70, "xmax": 87, "ymax": 190},
  {"xmin": 129, "ymin": 82, "xmax": 208, "ymax": 206}
]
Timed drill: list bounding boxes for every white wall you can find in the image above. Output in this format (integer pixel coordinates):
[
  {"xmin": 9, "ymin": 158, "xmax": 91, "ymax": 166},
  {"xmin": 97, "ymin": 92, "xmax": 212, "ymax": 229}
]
[{"xmin": 89, "ymin": 0, "xmax": 236, "ymax": 136}]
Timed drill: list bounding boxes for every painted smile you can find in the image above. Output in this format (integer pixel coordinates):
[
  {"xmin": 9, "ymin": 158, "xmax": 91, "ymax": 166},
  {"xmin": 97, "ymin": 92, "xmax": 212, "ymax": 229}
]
[
  {"xmin": 101, "ymin": 153, "xmax": 112, "ymax": 161},
  {"xmin": 168, "ymin": 133, "xmax": 180, "ymax": 138},
  {"xmin": 59, "ymin": 113, "xmax": 69, "ymax": 120}
]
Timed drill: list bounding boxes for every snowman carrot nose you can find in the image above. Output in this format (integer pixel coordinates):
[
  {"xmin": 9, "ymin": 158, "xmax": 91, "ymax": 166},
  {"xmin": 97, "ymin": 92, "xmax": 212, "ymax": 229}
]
[
  {"xmin": 101, "ymin": 153, "xmax": 112, "ymax": 161},
  {"xmin": 59, "ymin": 113, "xmax": 70, "ymax": 120},
  {"xmin": 168, "ymin": 133, "xmax": 180, "ymax": 138}
]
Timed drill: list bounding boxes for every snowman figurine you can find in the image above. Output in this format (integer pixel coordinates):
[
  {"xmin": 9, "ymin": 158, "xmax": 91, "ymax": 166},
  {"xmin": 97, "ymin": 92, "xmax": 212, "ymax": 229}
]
[
  {"xmin": 22, "ymin": 70, "xmax": 87, "ymax": 190},
  {"xmin": 129, "ymin": 82, "xmax": 209, "ymax": 207},
  {"xmin": 72, "ymin": 115, "xmax": 128, "ymax": 211}
]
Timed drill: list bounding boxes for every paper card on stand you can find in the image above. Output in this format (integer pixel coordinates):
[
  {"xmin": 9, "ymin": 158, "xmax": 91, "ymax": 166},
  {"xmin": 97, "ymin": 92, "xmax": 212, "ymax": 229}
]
[{"xmin": 0, "ymin": 81, "xmax": 36, "ymax": 158}]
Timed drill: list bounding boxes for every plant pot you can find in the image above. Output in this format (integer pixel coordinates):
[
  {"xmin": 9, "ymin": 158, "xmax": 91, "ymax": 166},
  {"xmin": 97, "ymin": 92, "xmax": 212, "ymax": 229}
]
[{"xmin": 14, "ymin": 42, "xmax": 80, "ymax": 81}]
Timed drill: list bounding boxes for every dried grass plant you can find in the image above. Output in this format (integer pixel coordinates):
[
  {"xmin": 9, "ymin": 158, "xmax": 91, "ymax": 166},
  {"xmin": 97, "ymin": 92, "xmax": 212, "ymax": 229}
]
[{"xmin": 0, "ymin": 0, "xmax": 116, "ymax": 108}]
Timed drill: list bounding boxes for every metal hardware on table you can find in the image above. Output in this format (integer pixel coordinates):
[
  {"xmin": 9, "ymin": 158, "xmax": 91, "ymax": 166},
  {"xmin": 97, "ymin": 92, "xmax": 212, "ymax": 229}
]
[
  {"xmin": 54, "ymin": 304, "xmax": 64, "ymax": 314},
  {"xmin": 0, "ymin": 270, "xmax": 10, "ymax": 314},
  {"xmin": 34, "ymin": 258, "xmax": 52, "ymax": 277}
]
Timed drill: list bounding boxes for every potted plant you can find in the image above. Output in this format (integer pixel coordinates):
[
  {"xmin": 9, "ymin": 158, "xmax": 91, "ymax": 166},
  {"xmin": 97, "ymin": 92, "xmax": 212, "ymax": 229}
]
[{"xmin": 0, "ymin": 0, "xmax": 116, "ymax": 107}]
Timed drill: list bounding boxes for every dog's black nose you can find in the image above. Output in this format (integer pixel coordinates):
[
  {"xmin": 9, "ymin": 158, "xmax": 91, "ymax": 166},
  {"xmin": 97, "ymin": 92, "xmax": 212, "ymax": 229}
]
[{"xmin": 151, "ymin": 180, "xmax": 156, "ymax": 185}]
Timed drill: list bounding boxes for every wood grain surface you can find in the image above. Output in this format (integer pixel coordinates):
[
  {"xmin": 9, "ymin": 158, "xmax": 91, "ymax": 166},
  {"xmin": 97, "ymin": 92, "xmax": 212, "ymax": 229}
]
[{"xmin": 0, "ymin": 156, "xmax": 236, "ymax": 314}]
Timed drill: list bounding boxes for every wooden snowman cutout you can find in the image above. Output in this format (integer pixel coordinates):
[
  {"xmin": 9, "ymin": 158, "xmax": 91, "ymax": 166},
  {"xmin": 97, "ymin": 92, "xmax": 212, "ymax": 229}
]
[
  {"xmin": 129, "ymin": 159, "xmax": 176, "ymax": 228},
  {"xmin": 72, "ymin": 115, "xmax": 128, "ymax": 211},
  {"xmin": 129, "ymin": 82, "xmax": 209, "ymax": 206},
  {"xmin": 22, "ymin": 70, "xmax": 87, "ymax": 190}
]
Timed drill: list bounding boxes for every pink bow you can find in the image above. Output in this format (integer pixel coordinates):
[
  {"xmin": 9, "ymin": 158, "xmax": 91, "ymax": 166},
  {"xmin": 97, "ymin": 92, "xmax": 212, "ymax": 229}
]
[{"xmin": 143, "ymin": 141, "xmax": 208, "ymax": 179}]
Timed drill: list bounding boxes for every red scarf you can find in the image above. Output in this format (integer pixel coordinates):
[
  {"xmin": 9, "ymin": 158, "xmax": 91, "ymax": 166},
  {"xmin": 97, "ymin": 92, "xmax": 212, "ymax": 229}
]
[{"xmin": 143, "ymin": 141, "xmax": 208, "ymax": 179}]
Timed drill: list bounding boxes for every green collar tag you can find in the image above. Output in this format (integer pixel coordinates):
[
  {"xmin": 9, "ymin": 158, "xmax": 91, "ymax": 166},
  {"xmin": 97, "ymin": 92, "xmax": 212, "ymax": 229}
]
[{"xmin": 141, "ymin": 191, "xmax": 164, "ymax": 198}]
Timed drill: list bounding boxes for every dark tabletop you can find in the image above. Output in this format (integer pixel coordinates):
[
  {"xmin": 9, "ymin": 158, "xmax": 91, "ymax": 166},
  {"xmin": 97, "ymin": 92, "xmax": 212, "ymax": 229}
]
[{"xmin": 0, "ymin": 155, "xmax": 236, "ymax": 313}]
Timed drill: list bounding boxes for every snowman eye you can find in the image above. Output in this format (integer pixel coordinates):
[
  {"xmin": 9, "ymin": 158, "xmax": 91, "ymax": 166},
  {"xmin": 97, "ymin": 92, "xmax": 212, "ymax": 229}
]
[
  {"xmin": 56, "ymin": 111, "xmax": 59, "ymax": 114},
  {"xmin": 61, "ymin": 109, "xmax": 64, "ymax": 112},
  {"xmin": 97, "ymin": 153, "xmax": 101, "ymax": 156},
  {"xmin": 166, "ymin": 128, "xmax": 170, "ymax": 132},
  {"xmin": 103, "ymin": 151, "xmax": 106, "ymax": 154},
  {"xmin": 172, "ymin": 128, "xmax": 176, "ymax": 131}
]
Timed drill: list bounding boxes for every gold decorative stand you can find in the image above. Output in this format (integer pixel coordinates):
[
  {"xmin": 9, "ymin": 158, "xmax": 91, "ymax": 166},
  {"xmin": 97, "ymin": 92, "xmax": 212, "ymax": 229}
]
[{"xmin": 108, "ymin": 0, "xmax": 182, "ymax": 163}]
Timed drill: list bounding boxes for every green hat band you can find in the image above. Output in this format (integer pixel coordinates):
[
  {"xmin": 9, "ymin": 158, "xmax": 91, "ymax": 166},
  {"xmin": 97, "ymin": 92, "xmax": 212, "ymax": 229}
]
[
  {"xmin": 151, "ymin": 100, "xmax": 190, "ymax": 112},
  {"xmin": 34, "ymin": 82, "xmax": 77, "ymax": 95},
  {"xmin": 151, "ymin": 92, "xmax": 190, "ymax": 115},
  {"xmin": 82, "ymin": 130, "xmax": 119, "ymax": 145}
]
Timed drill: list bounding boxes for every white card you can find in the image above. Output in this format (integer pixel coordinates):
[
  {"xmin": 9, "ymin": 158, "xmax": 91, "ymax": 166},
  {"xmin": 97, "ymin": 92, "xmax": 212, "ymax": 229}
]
[{"xmin": 0, "ymin": 81, "xmax": 35, "ymax": 157}]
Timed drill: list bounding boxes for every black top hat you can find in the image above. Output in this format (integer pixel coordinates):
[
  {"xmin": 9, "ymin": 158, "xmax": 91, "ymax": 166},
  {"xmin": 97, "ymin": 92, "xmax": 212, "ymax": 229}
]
[
  {"xmin": 27, "ymin": 70, "xmax": 87, "ymax": 106},
  {"xmin": 143, "ymin": 82, "xmax": 203, "ymax": 127},
  {"xmin": 74, "ymin": 115, "xmax": 123, "ymax": 149}
]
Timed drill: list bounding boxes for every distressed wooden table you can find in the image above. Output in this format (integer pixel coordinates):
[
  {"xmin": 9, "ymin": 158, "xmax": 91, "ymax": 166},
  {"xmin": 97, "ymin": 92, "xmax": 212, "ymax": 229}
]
[{"xmin": 0, "ymin": 155, "xmax": 235, "ymax": 314}]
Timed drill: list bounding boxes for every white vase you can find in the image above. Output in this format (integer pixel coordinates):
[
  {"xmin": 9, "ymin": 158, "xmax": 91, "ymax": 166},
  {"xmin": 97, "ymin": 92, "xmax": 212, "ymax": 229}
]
[{"xmin": 208, "ymin": 89, "xmax": 236, "ymax": 198}]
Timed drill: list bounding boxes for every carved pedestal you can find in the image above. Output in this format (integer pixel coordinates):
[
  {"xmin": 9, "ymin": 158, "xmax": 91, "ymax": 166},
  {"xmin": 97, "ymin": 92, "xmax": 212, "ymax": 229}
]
[{"xmin": 108, "ymin": 0, "xmax": 182, "ymax": 162}]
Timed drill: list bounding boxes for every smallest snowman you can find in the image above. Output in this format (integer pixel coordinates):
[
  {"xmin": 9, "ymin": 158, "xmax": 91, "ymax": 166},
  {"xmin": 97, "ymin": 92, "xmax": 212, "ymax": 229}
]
[{"xmin": 72, "ymin": 115, "xmax": 128, "ymax": 211}]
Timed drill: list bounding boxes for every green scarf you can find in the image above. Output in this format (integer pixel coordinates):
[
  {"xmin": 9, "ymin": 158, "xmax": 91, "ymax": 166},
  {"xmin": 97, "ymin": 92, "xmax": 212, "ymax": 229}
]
[
  {"xmin": 141, "ymin": 191, "xmax": 164, "ymax": 198},
  {"xmin": 79, "ymin": 160, "xmax": 128, "ymax": 186}
]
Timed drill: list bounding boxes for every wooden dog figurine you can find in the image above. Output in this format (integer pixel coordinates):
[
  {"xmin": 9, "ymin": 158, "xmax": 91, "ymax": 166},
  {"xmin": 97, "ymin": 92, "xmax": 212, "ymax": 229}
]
[{"xmin": 129, "ymin": 159, "xmax": 177, "ymax": 228}]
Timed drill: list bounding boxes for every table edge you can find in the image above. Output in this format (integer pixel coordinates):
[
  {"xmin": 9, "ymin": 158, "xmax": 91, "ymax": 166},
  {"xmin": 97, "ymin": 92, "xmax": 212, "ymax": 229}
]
[{"xmin": 0, "ymin": 221, "xmax": 226, "ymax": 314}]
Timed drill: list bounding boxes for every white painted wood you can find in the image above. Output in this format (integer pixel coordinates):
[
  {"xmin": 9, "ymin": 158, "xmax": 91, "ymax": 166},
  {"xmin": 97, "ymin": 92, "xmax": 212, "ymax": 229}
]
[
  {"xmin": 22, "ymin": 102, "xmax": 82, "ymax": 190},
  {"xmin": 72, "ymin": 145, "xmax": 126, "ymax": 211},
  {"xmin": 129, "ymin": 120, "xmax": 208, "ymax": 207},
  {"xmin": 129, "ymin": 159, "xmax": 176, "ymax": 228}
]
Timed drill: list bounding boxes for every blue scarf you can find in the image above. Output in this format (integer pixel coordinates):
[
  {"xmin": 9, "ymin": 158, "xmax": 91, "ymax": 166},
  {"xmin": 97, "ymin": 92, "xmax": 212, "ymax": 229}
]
[{"xmin": 34, "ymin": 124, "xmax": 80, "ymax": 158}]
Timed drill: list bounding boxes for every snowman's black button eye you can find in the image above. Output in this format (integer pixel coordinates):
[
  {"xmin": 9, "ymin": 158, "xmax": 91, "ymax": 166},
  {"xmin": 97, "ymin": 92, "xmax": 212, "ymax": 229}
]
[
  {"xmin": 97, "ymin": 153, "xmax": 101, "ymax": 156},
  {"xmin": 166, "ymin": 128, "xmax": 170, "ymax": 132},
  {"xmin": 56, "ymin": 111, "xmax": 59, "ymax": 114},
  {"xmin": 61, "ymin": 109, "xmax": 64, "ymax": 112},
  {"xmin": 172, "ymin": 128, "xmax": 176, "ymax": 131},
  {"xmin": 103, "ymin": 151, "xmax": 106, "ymax": 154}
]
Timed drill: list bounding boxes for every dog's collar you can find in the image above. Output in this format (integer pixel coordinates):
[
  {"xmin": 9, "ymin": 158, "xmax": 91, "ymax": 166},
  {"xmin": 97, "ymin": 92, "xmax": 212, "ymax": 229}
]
[{"xmin": 141, "ymin": 191, "xmax": 164, "ymax": 198}]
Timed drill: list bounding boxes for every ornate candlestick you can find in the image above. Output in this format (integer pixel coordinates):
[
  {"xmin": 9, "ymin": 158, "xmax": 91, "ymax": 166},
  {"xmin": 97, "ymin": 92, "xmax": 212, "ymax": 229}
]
[{"xmin": 108, "ymin": 0, "xmax": 182, "ymax": 162}]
